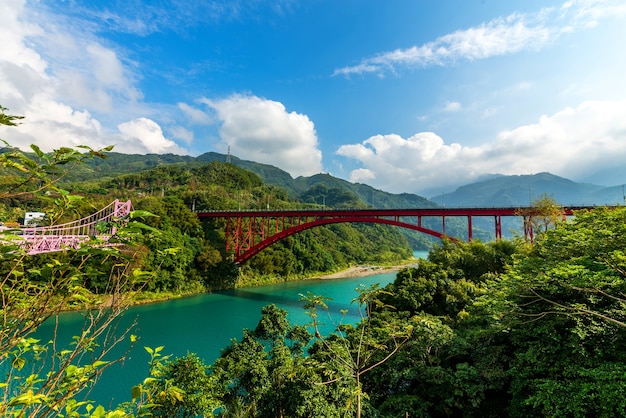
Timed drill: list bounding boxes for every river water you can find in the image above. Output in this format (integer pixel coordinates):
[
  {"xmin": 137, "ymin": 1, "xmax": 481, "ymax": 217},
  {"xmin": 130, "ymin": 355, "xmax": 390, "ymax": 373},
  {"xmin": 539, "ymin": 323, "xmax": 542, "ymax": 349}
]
[{"xmin": 36, "ymin": 251, "xmax": 429, "ymax": 408}]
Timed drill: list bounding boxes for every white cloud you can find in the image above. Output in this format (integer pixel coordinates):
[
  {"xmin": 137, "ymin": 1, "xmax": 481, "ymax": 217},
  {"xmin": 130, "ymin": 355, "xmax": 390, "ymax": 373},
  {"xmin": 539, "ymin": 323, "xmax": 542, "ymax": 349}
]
[
  {"xmin": 0, "ymin": 0, "xmax": 46, "ymax": 72},
  {"xmin": 337, "ymin": 100, "xmax": 626, "ymax": 195},
  {"xmin": 178, "ymin": 102, "xmax": 213, "ymax": 125},
  {"xmin": 35, "ymin": 23, "xmax": 142, "ymax": 112},
  {"xmin": 0, "ymin": 0, "xmax": 188, "ymax": 156},
  {"xmin": 561, "ymin": 0, "xmax": 626, "ymax": 29},
  {"xmin": 170, "ymin": 125, "xmax": 194, "ymax": 145},
  {"xmin": 116, "ymin": 118, "xmax": 186, "ymax": 154},
  {"xmin": 443, "ymin": 101, "xmax": 462, "ymax": 112},
  {"xmin": 1, "ymin": 98, "xmax": 107, "ymax": 151},
  {"xmin": 333, "ymin": 0, "xmax": 625, "ymax": 77},
  {"xmin": 349, "ymin": 168, "xmax": 376, "ymax": 182},
  {"xmin": 334, "ymin": 12, "xmax": 552, "ymax": 77},
  {"xmin": 201, "ymin": 94, "xmax": 323, "ymax": 177}
]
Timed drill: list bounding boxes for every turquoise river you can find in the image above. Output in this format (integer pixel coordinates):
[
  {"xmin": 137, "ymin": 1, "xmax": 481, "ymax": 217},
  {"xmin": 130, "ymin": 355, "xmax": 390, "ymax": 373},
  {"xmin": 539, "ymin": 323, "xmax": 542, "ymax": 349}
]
[{"xmin": 35, "ymin": 251, "xmax": 428, "ymax": 408}]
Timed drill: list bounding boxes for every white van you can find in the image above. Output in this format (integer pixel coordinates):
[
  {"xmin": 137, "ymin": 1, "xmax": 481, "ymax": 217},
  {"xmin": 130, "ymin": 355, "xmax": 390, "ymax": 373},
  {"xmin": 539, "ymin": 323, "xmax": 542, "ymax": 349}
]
[{"xmin": 24, "ymin": 212, "xmax": 46, "ymax": 226}]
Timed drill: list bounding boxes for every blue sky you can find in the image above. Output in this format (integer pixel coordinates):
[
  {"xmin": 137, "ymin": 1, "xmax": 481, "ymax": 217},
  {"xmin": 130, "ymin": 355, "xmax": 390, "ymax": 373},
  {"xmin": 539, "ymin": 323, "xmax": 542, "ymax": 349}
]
[{"xmin": 1, "ymin": 0, "xmax": 625, "ymax": 196}]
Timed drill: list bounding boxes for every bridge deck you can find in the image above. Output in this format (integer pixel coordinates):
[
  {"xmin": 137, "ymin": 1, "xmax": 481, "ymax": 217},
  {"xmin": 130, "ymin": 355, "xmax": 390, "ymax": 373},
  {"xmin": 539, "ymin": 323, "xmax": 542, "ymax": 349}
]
[
  {"xmin": 2, "ymin": 199, "xmax": 132, "ymax": 255},
  {"xmin": 197, "ymin": 206, "xmax": 598, "ymax": 263},
  {"xmin": 197, "ymin": 206, "xmax": 589, "ymax": 218}
]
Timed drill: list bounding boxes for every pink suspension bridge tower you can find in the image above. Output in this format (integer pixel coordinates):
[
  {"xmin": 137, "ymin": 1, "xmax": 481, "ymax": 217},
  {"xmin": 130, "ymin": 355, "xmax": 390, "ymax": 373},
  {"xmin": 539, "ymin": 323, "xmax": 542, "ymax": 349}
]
[{"xmin": 7, "ymin": 200, "xmax": 132, "ymax": 255}]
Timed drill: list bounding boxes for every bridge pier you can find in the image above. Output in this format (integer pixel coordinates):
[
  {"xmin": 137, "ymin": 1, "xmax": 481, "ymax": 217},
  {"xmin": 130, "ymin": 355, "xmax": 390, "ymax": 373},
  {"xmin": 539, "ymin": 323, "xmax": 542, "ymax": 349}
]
[{"xmin": 495, "ymin": 215, "xmax": 502, "ymax": 240}]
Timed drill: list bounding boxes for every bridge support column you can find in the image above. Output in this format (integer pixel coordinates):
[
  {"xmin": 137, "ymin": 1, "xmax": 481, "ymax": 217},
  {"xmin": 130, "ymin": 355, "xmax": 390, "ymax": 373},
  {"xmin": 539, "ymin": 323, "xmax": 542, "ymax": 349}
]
[
  {"xmin": 495, "ymin": 215, "xmax": 502, "ymax": 240},
  {"xmin": 468, "ymin": 215, "xmax": 473, "ymax": 241}
]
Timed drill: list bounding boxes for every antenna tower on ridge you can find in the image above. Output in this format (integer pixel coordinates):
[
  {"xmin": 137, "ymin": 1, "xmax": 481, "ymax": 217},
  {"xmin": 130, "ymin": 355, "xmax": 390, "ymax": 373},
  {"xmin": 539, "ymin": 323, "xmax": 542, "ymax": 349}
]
[{"xmin": 226, "ymin": 146, "xmax": 231, "ymax": 164}]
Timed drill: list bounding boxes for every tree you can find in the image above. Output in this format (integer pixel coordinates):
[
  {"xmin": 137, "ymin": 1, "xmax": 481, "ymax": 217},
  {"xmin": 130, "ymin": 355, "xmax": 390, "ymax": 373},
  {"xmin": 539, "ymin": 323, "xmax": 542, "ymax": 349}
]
[
  {"xmin": 0, "ymin": 106, "xmax": 156, "ymax": 417},
  {"xmin": 360, "ymin": 240, "xmax": 520, "ymax": 417},
  {"xmin": 156, "ymin": 353, "xmax": 220, "ymax": 417},
  {"xmin": 212, "ymin": 304, "xmax": 338, "ymax": 417},
  {"xmin": 302, "ymin": 284, "xmax": 419, "ymax": 418},
  {"xmin": 502, "ymin": 206, "xmax": 626, "ymax": 328},
  {"xmin": 128, "ymin": 349, "xmax": 221, "ymax": 418},
  {"xmin": 491, "ymin": 206, "xmax": 626, "ymax": 416},
  {"xmin": 516, "ymin": 193, "xmax": 564, "ymax": 241}
]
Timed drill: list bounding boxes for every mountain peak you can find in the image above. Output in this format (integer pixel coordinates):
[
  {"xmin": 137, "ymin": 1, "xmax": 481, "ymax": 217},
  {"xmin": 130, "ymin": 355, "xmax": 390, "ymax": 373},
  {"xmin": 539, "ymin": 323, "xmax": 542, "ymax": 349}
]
[{"xmin": 430, "ymin": 172, "xmax": 620, "ymax": 206}]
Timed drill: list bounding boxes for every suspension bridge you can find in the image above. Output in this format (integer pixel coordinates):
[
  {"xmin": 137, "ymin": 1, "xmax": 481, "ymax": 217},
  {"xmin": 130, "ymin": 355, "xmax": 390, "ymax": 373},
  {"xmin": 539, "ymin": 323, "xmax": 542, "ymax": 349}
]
[
  {"xmin": 197, "ymin": 206, "xmax": 590, "ymax": 264},
  {"xmin": 2, "ymin": 199, "xmax": 132, "ymax": 255}
]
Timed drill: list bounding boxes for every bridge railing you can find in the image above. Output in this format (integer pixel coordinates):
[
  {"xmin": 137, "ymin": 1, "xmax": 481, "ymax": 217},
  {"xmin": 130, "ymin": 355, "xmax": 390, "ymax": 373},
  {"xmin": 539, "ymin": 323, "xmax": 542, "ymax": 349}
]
[
  {"xmin": 21, "ymin": 200, "xmax": 132, "ymax": 237},
  {"xmin": 197, "ymin": 205, "xmax": 605, "ymax": 263},
  {"xmin": 3, "ymin": 200, "xmax": 133, "ymax": 255}
]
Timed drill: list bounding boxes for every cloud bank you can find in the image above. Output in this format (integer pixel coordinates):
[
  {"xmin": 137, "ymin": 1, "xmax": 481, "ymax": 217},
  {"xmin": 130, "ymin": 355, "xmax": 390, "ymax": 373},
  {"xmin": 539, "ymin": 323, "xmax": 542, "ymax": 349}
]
[
  {"xmin": 337, "ymin": 100, "xmax": 626, "ymax": 195},
  {"xmin": 0, "ymin": 0, "xmax": 185, "ymax": 155},
  {"xmin": 200, "ymin": 95, "xmax": 323, "ymax": 178},
  {"xmin": 334, "ymin": 0, "xmax": 626, "ymax": 77}
]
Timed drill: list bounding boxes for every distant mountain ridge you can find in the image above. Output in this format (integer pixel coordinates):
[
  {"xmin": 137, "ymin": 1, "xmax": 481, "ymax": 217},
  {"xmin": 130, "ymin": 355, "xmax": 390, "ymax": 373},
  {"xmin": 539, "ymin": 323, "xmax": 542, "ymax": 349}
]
[
  {"xmin": 430, "ymin": 172, "xmax": 625, "ymax": 207},
  {"xmin": 195, "ymin": 153, "xmax": 434, "ymax": 209},
  {"xmin": 73, "ymin": 151, "xmax": 624, "ymax": 207},
  {"xmin": 72, "ymin": 151, "xmax": 434, "ymax": 209}
]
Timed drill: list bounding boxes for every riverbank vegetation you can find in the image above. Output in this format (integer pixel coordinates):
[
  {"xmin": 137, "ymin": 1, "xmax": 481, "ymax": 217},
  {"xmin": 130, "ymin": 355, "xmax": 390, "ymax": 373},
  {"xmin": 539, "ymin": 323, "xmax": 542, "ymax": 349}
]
[
  {"xmin": 197, "ymin": 207, "xmax": 626, "ymax": 417},
  {"xmin": 3, "ymin": 106, "xmax": 626, "ymax": 416},
  {"xmin": 2, "ymin": 144, "xmax": 414, "ymax": 298},
  {"xmin": 114, "ymin": 208, "xmax": 626, "ymax": 417}
]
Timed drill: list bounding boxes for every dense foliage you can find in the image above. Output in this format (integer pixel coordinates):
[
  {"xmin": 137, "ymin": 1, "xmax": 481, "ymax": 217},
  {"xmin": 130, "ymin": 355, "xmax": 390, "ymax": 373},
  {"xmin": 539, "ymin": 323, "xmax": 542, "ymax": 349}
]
[
  {"xmin": 494, "ymin": 207, "xmax": 626, "ymax": 416},
  {"xmin": 199, "ymin": 210, "xmax": 626, "ymax": 416},
  {"xmin": 0, "ymin": 107, "xmax": 157, "ymax": 416},
  {"xmin": 3, "ymin": 149, "xmax": 415, "ymax": 295},
  {"xmin": 3, "ymin": 105, "xmax": 626, "ymax": 416}
]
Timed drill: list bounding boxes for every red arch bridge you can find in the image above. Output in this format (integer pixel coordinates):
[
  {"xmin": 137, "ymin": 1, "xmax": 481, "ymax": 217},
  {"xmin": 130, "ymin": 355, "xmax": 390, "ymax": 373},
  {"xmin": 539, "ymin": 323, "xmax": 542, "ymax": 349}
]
[
  {"xmin": 3, "ymin": 199, "xmax": 133, "ymax": 255},
  {"xmin": 198, "ymin": 206, "xmax": 591, "ymax": 264}
]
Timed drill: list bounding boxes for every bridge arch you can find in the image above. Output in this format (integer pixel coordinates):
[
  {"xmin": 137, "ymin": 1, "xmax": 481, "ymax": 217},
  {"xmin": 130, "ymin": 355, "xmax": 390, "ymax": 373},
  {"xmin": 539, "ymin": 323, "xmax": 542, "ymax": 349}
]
[
  {"xmin": 198, "ymin": 206, "xmax": 591, "ymax": 264},
  {"xmin": 240, "ymin": 216, "xmax": 447, "ymax": 264},
  {"xmin": 197, "ymin": 208, "xmax": 506, "ymax": 264}
]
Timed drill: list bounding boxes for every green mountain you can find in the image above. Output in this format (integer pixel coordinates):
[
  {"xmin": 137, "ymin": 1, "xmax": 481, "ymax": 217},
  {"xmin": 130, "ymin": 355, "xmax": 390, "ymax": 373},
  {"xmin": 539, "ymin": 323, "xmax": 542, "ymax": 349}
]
[
  {"xmin": 194, "ymin": 153, "xmax": 433, "ymax": 208},
  {"xmin": 196, "ymin": 152, "xmax": 296, "ymax": 192},
  {"xmin": 66, "ymin": 152, "xmax": 200, "ymax": 182},
  {"xmin": 430, "ymin": 172, "xmax": 625, "ymax": 207},
  {"xmin": 72, "ymin": 151, "xmax": 622, "ymax": 208},
  {"xmin": 74, "ymin": 151, "xmax": 435, "ymax": 209}
]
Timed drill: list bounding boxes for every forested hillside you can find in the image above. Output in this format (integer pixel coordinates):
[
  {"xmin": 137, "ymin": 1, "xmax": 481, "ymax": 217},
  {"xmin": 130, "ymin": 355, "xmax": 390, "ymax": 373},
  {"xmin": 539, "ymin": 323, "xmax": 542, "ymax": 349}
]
[
  {"xmin": 67, "ymin": 150, "xmax": 437, "ymax": 209},
  {"xmin": 64, "ymin": 149, "xmax": 451, "ymax": 249},
  {"xmin": 2, "ymin": 151, "xmax": 416, "ymax": 294}
]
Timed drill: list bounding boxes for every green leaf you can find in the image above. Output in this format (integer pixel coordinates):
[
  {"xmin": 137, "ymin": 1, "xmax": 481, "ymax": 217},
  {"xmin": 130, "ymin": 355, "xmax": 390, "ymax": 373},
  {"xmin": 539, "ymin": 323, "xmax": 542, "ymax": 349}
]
[
  {"xmin": 11, "ymin": 356, "xmax": 25, "ymax": 370},
  {"xmin": 92, "ymin": 360, "xmax": 109, "ymax": 368},
  {"xmin": 131, "ymin": 385, "xmax": 141, "ymax": 400},
  {"xmin": 130, "ymin": 210, "xmax": 158, "ymax": 219},
  {"xmin": 30, "ymin": 144, "xmax": 44, "ymax": 158}
]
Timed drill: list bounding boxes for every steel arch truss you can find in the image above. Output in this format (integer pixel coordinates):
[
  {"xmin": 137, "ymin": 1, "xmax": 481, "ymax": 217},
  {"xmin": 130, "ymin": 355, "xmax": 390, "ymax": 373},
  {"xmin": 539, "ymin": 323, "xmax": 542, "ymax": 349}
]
[{"xmin": 198, "ymin": 207, "xmax": 580, "ymax": 264}]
